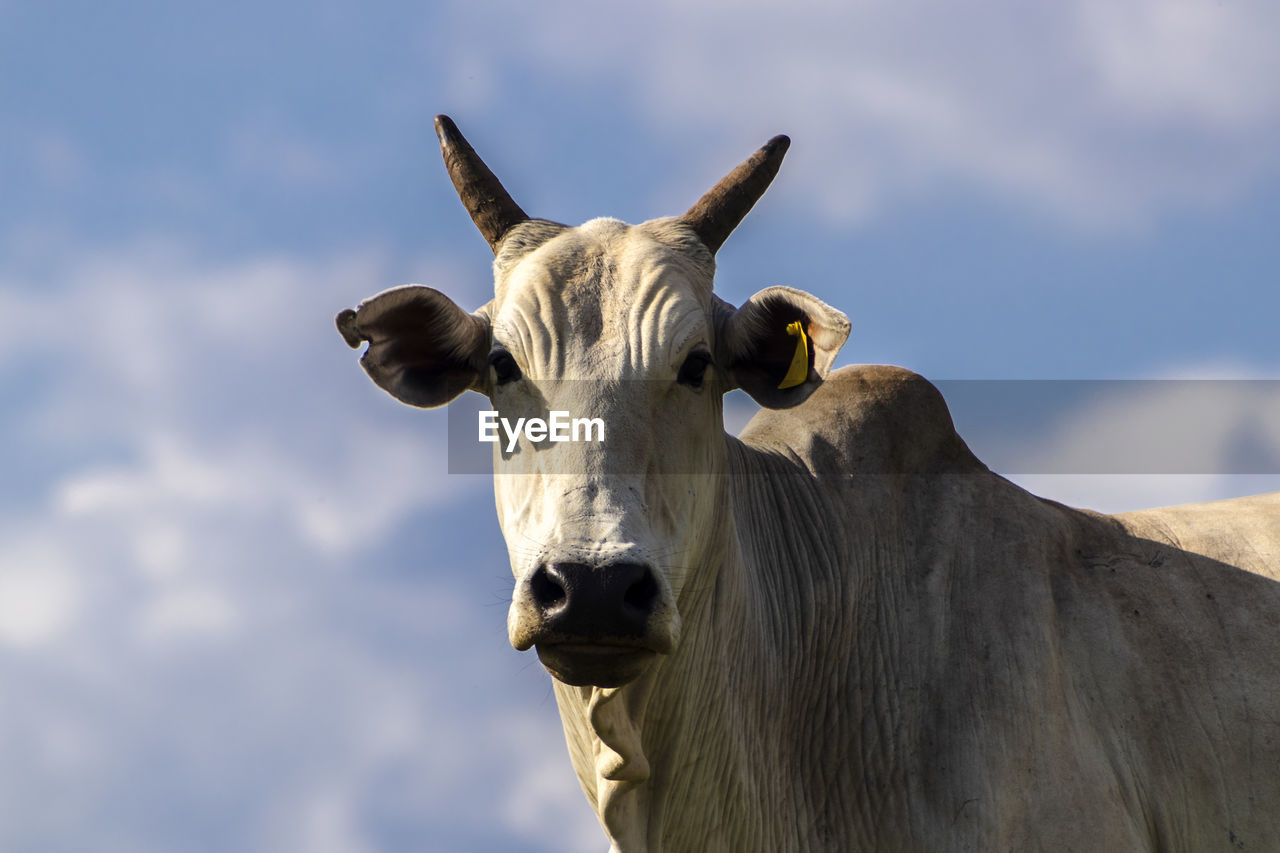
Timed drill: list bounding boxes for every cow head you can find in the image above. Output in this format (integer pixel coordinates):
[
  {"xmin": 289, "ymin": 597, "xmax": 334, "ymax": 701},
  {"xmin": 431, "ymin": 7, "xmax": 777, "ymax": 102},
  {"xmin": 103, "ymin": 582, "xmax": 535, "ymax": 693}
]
[{"xmin": 338, "ymin": 117, "xmax": 849, "ymax": 687}]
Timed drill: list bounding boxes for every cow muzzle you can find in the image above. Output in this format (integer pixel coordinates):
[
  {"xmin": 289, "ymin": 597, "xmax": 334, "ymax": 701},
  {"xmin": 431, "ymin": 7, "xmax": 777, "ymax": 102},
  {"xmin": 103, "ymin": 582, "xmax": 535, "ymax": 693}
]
[{"xmin": 509, "ymin": 560, "xmax": 676, "ymax": 687}]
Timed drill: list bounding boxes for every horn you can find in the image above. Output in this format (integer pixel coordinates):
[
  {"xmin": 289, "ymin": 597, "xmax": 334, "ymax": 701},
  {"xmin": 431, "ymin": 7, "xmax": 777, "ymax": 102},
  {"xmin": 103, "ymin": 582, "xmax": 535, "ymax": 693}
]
[
  {"xmin": 681, "ymin": 134, "xmax": 790, "ymax": 255},
  {"xmin": 434, "ymin": 115, "xmax": 530, "ymax": 253}
]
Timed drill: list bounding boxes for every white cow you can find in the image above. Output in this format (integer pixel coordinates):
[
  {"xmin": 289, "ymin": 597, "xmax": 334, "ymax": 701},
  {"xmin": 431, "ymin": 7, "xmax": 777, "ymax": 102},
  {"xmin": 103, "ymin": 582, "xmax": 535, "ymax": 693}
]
[{"xmin": 338, "ymin": 116, "xmax": 1280, "ymax": 852}]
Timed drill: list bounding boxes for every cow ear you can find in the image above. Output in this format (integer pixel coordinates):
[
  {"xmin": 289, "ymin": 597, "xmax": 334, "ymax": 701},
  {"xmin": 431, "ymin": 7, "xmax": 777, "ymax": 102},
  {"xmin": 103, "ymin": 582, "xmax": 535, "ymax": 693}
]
[
  {"xmin": 336, "ymin": 285, "xmax": 490, "ymax": 408},
  {"xmin": 717, "ymin": 286, "xmax": 850, "ymax": 409}
]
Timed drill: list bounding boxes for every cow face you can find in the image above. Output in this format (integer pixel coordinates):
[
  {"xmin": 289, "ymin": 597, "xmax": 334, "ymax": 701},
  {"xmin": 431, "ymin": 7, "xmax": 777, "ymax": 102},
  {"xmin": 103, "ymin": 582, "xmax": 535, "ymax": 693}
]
[{"xmin": 337, "ymin": 117, "xmax": 848, "ymax": 687}]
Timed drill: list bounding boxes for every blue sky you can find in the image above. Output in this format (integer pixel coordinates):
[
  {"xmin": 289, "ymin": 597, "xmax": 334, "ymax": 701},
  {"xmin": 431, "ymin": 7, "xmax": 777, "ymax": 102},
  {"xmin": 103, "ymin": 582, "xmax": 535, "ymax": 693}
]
[{"xmin": 3, "ymin": 1, "xmax": 1280, "ymax": 850}]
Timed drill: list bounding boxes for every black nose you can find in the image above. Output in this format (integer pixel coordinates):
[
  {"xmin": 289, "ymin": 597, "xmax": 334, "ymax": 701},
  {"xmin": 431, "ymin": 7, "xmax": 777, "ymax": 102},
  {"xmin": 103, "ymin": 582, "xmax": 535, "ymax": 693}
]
[{"xmin": 529, "ymin": 561, "xmax": 659, "ymax": 639}]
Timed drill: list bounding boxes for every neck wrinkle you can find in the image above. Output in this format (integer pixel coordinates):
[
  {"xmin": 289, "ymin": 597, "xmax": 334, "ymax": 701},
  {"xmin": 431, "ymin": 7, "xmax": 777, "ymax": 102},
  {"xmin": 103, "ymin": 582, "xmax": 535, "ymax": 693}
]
[
  {"xmin": 559, "ymin": 433, "xmax": 888, "ymax": 851},
  {"xmin": 585, "ymin": 679, "xmax": 658, "ymax": 851},
  {"xmin": 724, "ymin": 435, "xmax": 904, "ymax": 844},
  {"xmin": 586, "ymin": 439, "xmax": 747, "ymax": 852}
]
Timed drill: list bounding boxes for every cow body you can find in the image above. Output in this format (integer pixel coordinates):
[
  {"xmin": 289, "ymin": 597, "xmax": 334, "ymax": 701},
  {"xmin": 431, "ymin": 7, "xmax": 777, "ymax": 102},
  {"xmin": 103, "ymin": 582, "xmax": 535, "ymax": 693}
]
[
  {"xmin": 551, "ymin": 364, "xmax": 1280, "ymax": 851},
  {"xmin": 338, "ymin": 117, "xmax": 1280, "ymax": 852}
]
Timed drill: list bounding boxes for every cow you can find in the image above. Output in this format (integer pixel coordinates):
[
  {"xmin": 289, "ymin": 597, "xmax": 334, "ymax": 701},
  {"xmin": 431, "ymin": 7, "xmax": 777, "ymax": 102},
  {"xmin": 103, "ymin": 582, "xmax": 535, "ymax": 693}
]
[{"xmin": 336, "ymin": 116, "xmax": 1280, "ymax": 852}]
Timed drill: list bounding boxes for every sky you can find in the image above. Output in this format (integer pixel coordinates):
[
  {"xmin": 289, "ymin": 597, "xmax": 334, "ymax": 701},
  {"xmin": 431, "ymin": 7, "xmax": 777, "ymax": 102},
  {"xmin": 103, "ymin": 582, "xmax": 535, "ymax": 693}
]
[{"xmin": 3, "ymin": 1, "xmax": 1280, "ymax": 850}]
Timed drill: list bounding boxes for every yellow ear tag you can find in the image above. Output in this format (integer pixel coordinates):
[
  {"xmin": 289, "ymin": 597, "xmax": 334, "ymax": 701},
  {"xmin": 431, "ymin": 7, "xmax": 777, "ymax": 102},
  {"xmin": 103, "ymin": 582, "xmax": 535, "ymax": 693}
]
[{"xmin": 777, "ymin": 320, "xmax": 809, "ymax": 389}]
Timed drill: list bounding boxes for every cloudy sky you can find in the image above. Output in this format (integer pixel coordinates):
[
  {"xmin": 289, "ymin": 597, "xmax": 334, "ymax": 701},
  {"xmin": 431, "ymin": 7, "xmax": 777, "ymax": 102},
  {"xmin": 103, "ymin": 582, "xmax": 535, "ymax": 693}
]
[{"xmin": 3, "ymin": 1, "xmax": 1280, "ymax": 850}]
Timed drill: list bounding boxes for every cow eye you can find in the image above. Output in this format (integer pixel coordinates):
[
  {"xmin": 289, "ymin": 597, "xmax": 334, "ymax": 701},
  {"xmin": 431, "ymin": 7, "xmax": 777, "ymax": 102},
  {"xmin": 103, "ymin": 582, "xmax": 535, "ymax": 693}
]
[
  {"xmin": 677, "ymin": 349, "xmax": 712, "ymax": 389},
  {"xmin": 489, "ymin": 349, "xmax": 522, "ymax": 385}
]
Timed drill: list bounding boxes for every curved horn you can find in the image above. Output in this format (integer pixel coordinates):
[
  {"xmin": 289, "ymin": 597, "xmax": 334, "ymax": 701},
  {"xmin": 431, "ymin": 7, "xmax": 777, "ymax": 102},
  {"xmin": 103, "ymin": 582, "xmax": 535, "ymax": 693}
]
[
  {"xmin": 681, "ymin": 134, "xmax": 790, "ymax": 255},
  {"xmin": 434, "ymin": 115, "xmax": 529, "ymax": 253}
]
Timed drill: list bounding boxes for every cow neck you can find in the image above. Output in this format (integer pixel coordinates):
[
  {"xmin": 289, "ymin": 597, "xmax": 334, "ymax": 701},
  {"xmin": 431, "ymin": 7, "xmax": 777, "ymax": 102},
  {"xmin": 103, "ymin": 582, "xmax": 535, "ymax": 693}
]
[
  {"xmin": 554, "ymin": 434, "xmax": 872, "ymax": 851},
  {"xmin": 549, "ymin": 440, "xmax": 745, "ymax": 851},
  {"xmin": 590, "ymin": 485, "xmax": 743, "ymax": 850},
  {"xmin": 547, "ymin": 634, "xmax": 665, "ymax": 850},
  {"xmin": 586, "ymin": 678, "xmax": 658, "ymax": 851}
]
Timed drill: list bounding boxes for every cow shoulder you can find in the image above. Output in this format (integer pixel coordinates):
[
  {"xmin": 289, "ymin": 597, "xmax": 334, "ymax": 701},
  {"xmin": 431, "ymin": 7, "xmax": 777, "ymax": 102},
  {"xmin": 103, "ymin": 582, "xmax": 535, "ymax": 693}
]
[{"xmin": 737, "ymin": 364, "xmax": 986, "ymax": 476}]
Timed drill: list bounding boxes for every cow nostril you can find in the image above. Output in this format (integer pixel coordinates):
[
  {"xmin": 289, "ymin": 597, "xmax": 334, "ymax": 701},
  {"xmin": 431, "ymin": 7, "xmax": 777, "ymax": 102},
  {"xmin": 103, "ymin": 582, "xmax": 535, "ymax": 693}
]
[
  {"xmin": 530, "ymin": 566, "xmax": 567, "ymax": 610},
  {"xmin": 623, "ymin": 570, "xmax": 659, "ymax": 614}
]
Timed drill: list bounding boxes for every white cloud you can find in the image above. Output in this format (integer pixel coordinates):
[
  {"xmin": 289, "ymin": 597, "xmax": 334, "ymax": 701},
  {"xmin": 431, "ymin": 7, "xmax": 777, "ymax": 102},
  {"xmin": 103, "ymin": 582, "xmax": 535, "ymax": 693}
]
[
  {"xmin": 1012, "ymin": 381, "xmax": 1279, "ymax": 475},
  {"xmin": 969, "ymin": 377, "xmax": 1280, "ymax": 511},
  {"xmin": 275, "ymin": 782, "xmax": 378, "ymax": 853},
  {"xmin": 1078, "ymin": 0, "xmax": 1280, "ymax": 128},
  {"xmin": 137, "ymin": 584, "xmax": 239, "ymax": 647},
  {"xmin": 5, "ymin": 239, "xmax": 483, "ymax": 554},
  {"xmin": 133, "ymin": 521, "xmax": 187, "ymax": 581},
  {"xmin": 1009, "ymin": 473, "xmax": 1280, "ymax": 515},
  {"xmin": 0, "ymin": 535, "xmax": 81, "ymax": 648},
  {"xmin": 460, "ymin": 0, "xmax": 1280, "ymax": 228},
  {"xmin": 0, "ymin": 238, "xmax": 606, "ymax": 851},
  {"xmin": 496, "ymin": 716, "xmax": 605, "ymax": 853},
  {"xmin": 53, "ymin": 426, "xmax": 462, "ymax": 558}
]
